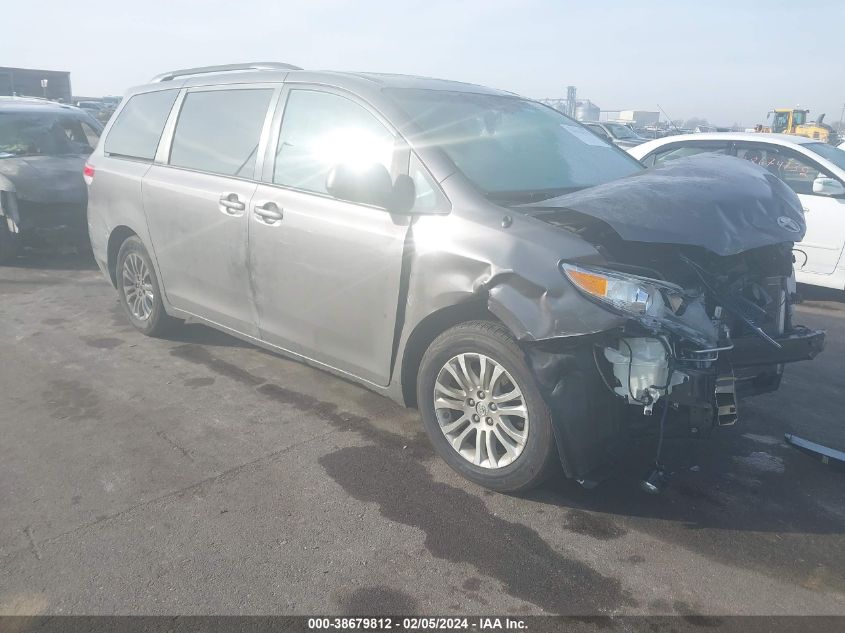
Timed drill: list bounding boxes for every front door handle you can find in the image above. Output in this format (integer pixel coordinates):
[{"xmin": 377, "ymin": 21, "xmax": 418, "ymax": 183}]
[
  {"xmin": 254, "ymin": 201, "xmax": 283, "ymax": 224},
  {"xmin": 219, "ymin": 192, "xmax": 246, "ymax": 215}
]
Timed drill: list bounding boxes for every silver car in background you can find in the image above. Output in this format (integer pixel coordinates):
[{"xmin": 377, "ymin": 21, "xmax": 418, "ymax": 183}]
[
  {"xmin": 582, "ymin": 121, "xmax": 648, "ymax": 149},
  {"xmin": 86, "ymin": 63, "xmax": 824, "ymax": 492}
]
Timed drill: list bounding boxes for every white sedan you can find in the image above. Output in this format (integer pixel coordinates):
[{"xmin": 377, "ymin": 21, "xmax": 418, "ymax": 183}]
[{"xmin": 629, "ymin": 133, "xmax": 845, "ymax": 291}]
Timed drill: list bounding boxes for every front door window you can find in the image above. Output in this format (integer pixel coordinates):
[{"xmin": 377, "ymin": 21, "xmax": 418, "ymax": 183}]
[
  {"xmin": 273, "ymin": 89, "xmax": 395, "ymax": 197},
  {"xmin": 735, "ymin": 144, "xmax": 829, "ymax": 196}
]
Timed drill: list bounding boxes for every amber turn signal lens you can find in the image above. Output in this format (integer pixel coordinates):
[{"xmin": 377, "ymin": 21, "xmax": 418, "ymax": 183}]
[{"xmin": 567, "ymin": 269, "xmax": 608, "ymax": 297}]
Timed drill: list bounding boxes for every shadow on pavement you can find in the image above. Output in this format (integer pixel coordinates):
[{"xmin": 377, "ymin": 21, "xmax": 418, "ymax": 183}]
[
  {"xmin": 7, "ymin": 248, "xmax": 99, "ymax": 271},
  {"xmin": 799, "ymin": 283, "xmax": 845, "ymax": 304},
  {"xmin": 161, "ymin": 323, "xmax": 251, "ymax": 349},
  {"xmin": 521, "ymin": 412, "xmax": 845, "ymax": 590}
]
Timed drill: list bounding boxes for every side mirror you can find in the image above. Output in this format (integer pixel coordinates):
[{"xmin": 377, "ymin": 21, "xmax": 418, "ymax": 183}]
[
  {"xmin": 326, "ymin": 163, "xmax": 416, "ymax": 214},
  {"xmin": 326, "ymin": 163, "xmax": 392, "ymax": 208},
  {"xmin": 812, "ymin": 176, "xmax": 845, "ymax": 197}
]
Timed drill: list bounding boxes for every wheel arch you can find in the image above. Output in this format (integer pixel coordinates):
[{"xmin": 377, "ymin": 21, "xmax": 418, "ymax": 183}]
[
  {"xmin": 106, "ymin": 225, "xmax": 138, "ymax": 287},
  {"xmin": 400, "ymin": 300, "xmax": 507, "ymax": 408}
]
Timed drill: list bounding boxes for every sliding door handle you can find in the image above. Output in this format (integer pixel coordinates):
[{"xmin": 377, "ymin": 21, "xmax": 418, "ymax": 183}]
[{"xmin": 254, "ymin": 201, "xmax": 283, "ymax": 223}]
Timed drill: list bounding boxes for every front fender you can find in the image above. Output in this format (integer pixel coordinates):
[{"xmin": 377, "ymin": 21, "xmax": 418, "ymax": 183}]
[{"xmin": 486, "ymin": 271, "xmax": 625, "ymax": 341}]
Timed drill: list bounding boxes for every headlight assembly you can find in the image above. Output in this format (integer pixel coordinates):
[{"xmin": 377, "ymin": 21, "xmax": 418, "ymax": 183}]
[{"xmin": 560, "ymin": 262, "xmax": 682, "ymax": 317}]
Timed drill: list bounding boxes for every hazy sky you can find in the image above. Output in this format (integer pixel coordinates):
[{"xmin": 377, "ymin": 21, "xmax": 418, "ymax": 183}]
[{"xmin": 3, "ymin": 0, "xmax": 844, "ymax": 126}]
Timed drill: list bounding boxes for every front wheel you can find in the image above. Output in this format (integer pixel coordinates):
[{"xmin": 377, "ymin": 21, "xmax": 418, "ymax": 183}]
[
  {"xmin": 417, "ymin": 321, "xmax": 558, "ymax": 492},
  {"xmin": 116, "ymin": 236, "xmax": 178, "ymax": 337}
]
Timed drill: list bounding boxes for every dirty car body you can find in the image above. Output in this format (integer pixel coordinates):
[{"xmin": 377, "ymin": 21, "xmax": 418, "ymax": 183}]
[
  {"xmin": 0, "ymin": 97, "xmax": 102, "ymax": 260},
  {"xmin": 85, "ymin": 66, "xmax": 824, "ymax": 491}
]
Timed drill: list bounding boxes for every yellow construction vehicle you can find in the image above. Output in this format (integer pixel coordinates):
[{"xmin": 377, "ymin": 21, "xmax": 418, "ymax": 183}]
[{"xmin": 755, "ymin": 109, "xmax": 839, "ymax": 144}]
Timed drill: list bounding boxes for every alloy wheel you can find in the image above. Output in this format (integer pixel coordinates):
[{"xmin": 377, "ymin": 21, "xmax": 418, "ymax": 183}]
[
  {"xmin": 122, "ymin": 252, "xmax": 154, "ymax": 321},
  {"xmin": 433, "ymin": 353, "xmax": 529, "ymax": 469}
]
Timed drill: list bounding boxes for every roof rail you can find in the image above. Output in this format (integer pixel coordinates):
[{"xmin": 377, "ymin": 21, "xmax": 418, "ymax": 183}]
[{"xmin": 150, "ymin": 62, "xmax": 302, "ymax": 83}]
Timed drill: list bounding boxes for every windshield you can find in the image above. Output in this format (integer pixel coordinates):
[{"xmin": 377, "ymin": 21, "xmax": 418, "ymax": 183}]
[
  {"xmin": 0, "ymin": 112, "xmax": 99, "ymax": 158},
  {"xmin": 605, "ymin": 123, "xmax": 638, "ymax": 139},
  {"xmin": 805, "ymin": 142, "xmax": 845, "ymax": 171},
  {"xmin": 385, "ymin": 89, "xmax": 643, "ymax": 202}
]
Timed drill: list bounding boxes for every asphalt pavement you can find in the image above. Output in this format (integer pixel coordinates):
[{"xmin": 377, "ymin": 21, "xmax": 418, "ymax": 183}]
[{"xmin": 1, "ymin": 252, "xmax": 844, "ymax": 617}]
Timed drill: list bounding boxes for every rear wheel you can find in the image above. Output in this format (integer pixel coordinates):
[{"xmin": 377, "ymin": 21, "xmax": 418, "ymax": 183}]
[
  {"xmin": 116, "ymin": 236, "xmax": 178, "ymax": 336},
  {"xmin": 417, "ymin": 321, "xmax": 558, "ymax": 492}
]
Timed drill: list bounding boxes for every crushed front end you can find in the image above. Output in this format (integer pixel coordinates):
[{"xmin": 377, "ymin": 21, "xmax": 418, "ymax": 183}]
[
  {"xmin": 517, "ymin": 156, "xmax": 826, "ymax": 484},
  {"xmin": 561, "ymin": 242, "xmax": 824, "ymax": 433}
]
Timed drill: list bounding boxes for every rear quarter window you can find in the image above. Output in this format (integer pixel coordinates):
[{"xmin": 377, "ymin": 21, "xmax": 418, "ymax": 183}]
[{"xmin": 104, "ymin": 89, "xmax": 178, "ymax": 161}]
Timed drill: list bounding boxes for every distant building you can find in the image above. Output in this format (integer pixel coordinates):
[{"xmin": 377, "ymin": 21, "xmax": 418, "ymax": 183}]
[
  {"xmin": 574, "ymin": 99, "xmax": 600, "ymax": 122},
  {"xmin": 617, "ymin": 110, "xmax": 660, "ymax": 127},
  {"xmin": 0, "ymin": 66, "xmax": 72, "ymax": 102}
]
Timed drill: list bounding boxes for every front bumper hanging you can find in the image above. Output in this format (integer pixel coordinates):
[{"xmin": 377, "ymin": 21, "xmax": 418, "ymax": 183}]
[{"xmin": 726, "ymin": 326, "xmax": 825, "ymax": 368}]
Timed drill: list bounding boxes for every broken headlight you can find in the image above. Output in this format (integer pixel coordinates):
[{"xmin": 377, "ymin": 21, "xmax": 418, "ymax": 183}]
[{"xmin": 560, "ymin": 262, "xmax": 682, "ymax": 317}]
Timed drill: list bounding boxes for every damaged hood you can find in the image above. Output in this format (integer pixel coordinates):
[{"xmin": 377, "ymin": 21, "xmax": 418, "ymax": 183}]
[
  {"xmin": 0, "ymin": 155, "xmax": 88, "ymax": 204},
  {"xmin": 524, "ymin": 155, "xmax": 806, "ymax": 256}
]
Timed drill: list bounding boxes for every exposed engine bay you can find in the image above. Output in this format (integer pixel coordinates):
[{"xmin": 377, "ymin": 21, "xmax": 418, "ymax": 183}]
[{"xmin": 549, "ymin": 211, "xmax": 818, "ymax": 418}]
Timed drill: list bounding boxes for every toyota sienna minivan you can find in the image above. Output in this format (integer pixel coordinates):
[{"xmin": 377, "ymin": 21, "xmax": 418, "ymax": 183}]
[{"xmin": 86, "ymin": 63, "xmax": 824, "ymax": 492}]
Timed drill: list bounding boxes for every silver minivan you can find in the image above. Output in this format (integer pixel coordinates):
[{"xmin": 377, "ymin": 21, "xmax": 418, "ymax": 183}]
[{"xmin": 86, "ymin": 63, "xmax": 824, "ymax": 492}]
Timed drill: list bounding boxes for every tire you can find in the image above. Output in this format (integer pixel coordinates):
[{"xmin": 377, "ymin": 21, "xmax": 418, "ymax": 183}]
[
  {"xmin": 115, "ymin": 236, "xmax": 178, "ymax": 337},
  {"xmin": 0, "ymin": 219, "xmax": 20, "ymax": 265},
  {"xmin": 417, "ymin": 320, "xmax": 558, "ymax": 493}
]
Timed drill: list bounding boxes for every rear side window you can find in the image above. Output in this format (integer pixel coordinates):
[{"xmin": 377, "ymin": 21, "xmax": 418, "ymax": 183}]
[
  {"xmin": 79, "ymin": 119, "xmax": 101, "ymax": 149},
  {"xmin": 104, "ymin": 89, "xmax": 178, "ymax": 161},
  {"xmin": 169, "ymin": 89, "xmax": 273, "ymax": 178}
]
